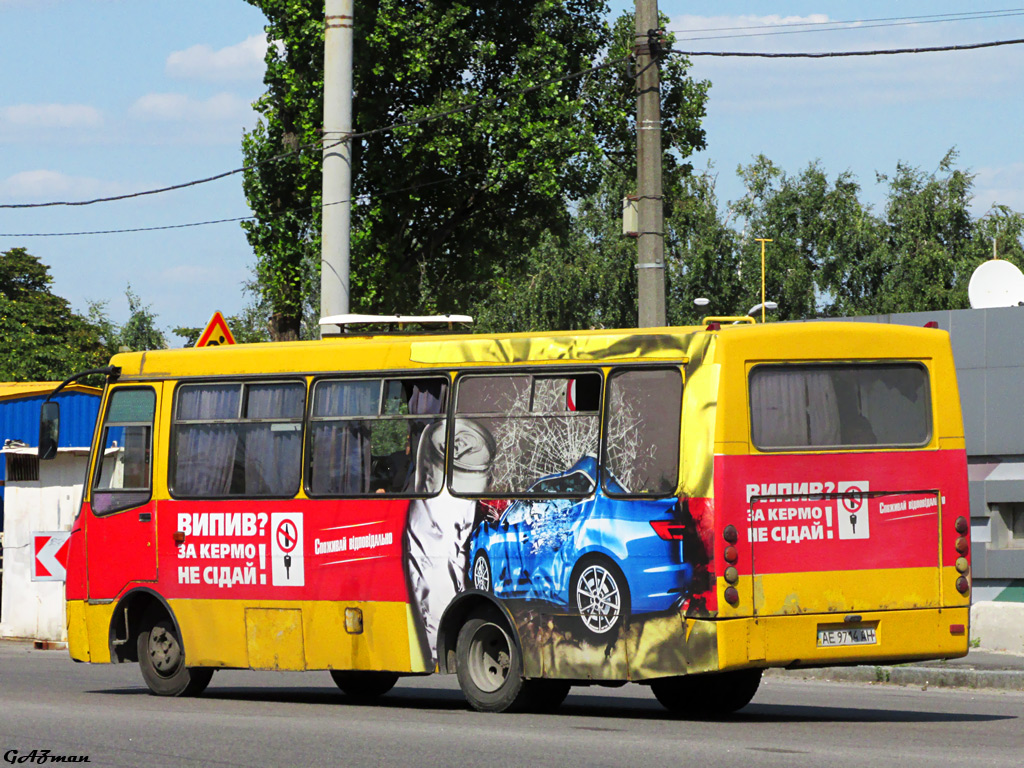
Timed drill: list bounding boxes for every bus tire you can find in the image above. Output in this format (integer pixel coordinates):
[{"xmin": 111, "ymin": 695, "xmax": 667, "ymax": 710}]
[
  {"xmin": 471, "ymin": 551, "xmax": 492, "ymax": 592},
  {"xmin": 455, "ymin": 615, "xmax": 530, "ymax": 713},
  {"xmin": 330, "ymin": 670, "xmax": 399, "ymax": 701},
  {"xmin": 570, "ymin": 555, "xmax": 630, "ymax": 642},
  {"xmin": 137, "ymin": 610, "xmax": 213, "ymax": 697},
  {"xmin": 651, "ymin": 669, "xmax": 762, "ymax": 717}
]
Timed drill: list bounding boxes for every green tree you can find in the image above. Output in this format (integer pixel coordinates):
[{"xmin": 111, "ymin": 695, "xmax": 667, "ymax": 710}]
[
  {"xmin": 468, "ymin": 14, "xmax": 711, "ymax": 331},
  {"xmin": 665, "ymin": 169, "xmax": 744, "ymax": 324},
  {"xmin": 0, "ymin": 248, "xmax": 108, "ymax": 381},
  {"xmin": 872, "ymin": 150, "xmax": 986, "ymax": 314},
  {"xmin": 241, "ymin": 3, "xmax": 711, "ymax": 337},
  {"xmin": 727, "ymin": 150, "xmax": 1024, "ymax": 319},
  {"xmin": 730, "ymin": 156, "xmax": 883, "ymax": 320},
  {"xmin": 90, "ymin": 285, "xmax": 167, "ymax": 356}
]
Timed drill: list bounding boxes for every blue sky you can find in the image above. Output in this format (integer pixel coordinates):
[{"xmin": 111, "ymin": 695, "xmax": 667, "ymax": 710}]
[{"xmin": 2, "ymin": 2, "xmax": 1022, "ymax": 342}]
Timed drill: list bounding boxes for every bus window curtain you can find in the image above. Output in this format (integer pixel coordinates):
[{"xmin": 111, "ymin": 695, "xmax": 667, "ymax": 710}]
[
  {"xmin": 751, "ymin": 369, "xmax": 840, "ymax": 448},
  {"xmin": 174, "ymin": 385, "xmax": 240, "ymax": 496},
  {"xmin": 243, "ymin": 384, "xmax": 304, "ymax": 496},
  {"xmin": 310, "ymin": 382, "xmax": 375, "ymax": 495}
]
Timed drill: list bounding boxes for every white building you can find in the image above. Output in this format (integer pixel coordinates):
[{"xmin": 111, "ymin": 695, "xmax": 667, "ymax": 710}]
[{"xmin": 0, "ymin": 446, "xmax": 91, "ymax": 643}]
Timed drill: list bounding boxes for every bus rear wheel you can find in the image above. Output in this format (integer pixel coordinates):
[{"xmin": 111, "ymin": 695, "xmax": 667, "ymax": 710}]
[
  {"xmin": 651, "ymin": 669, "xmax": 762, "ymax": 717},
  {"xmin": 137, "ymin": 611, "xmax": 213, "ymax": 697},
  {"xmin": 330, "ymin": 670, "xmax": 399, "ymax": 701},
  {"xmin": 455, "ymin": 614, "xmax": 532, "ymax": 713}
]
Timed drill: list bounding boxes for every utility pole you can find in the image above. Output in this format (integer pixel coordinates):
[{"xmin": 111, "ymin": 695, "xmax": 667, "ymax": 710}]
[
  {"xmin": 321, "ymin": 0, "xmax": 354, "ymax": 328},
  {"xmin": 635, "ymin": 0, "xmax": 666, "ymax": 328}
]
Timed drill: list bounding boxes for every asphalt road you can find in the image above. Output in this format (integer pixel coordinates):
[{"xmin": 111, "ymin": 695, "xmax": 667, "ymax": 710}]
[{"xmin": 1, "ymin": 641, "xmax": 1021, "ymax": 768}]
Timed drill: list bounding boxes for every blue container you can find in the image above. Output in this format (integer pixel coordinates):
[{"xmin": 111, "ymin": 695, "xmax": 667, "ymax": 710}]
[{"xmin": 0, "ymin": 384, "xmax": 101, "ymax": 530}]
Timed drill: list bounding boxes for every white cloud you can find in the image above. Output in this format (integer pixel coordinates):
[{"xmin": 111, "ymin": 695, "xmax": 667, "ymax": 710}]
[
  {"xmin": 670, "ymin": 14, "xmax": 831, "ymax": 43},
  {"xmin": 0, "ymin": 169, "xmax": 128, "ymax": 200},
  {"xmin": 0, "ymin": 103, "xmax": 102, "ymax": 128},
  {"xmin": 668, "ymin": 13, "xmax": 1024, "ymax": 113},
  {"xmin": 129, "ymin": 92, "xmax": 253, "ymax": 124},
  {"xmin": 166, "ymin": 34, "xmax": 273, "ymax": 82},
  {"xmin": 973, "ymin": 163, "xmax": 1024, "ymax": 214}
]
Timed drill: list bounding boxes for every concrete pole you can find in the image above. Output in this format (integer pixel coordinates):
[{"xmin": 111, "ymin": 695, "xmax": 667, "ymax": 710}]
[
  {"xmin": 635, "ymin": 0, "xmax": 666, "ymax": 328},
  {"xmin": 321, "ymin": 0, "xmax": 354, "ymax": 327}
]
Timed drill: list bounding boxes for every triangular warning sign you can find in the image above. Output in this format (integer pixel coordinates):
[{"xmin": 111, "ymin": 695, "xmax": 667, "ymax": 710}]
[{"xmin": 196, "ymin": 311, "xmax": 236, "ymax": 348}]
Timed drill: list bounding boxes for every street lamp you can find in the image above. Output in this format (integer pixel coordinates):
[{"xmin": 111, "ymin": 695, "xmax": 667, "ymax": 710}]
[
  {"xmin": 693, "ymin": 297, "xmax": 710, "ymax": 307},
  {"xmin": 754, "ymin": 238, "xmax": 773, "ymax": 323},
  {"xmin": 747, "ymin": 301, "xmax": 778, "ymax": 320}
]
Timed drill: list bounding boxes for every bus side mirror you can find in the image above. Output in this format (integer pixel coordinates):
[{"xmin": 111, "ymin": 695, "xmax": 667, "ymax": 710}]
[{"xmin": 39, "ymin": 401, "xmax": 60, "ymax": 460}]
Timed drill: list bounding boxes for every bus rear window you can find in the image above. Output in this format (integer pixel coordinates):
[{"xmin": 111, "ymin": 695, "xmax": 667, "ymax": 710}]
[{"xmin": 749, "ymin": 363, "xmax": 931, "ymax": 450}]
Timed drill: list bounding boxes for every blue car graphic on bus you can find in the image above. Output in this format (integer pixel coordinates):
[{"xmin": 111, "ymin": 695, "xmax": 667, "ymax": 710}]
[{"xmin": 467, "ymin": 456, "xmax": 694, "ymax": 639}]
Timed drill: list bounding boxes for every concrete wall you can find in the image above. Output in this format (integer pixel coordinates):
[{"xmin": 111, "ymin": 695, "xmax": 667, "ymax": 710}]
[
  {"xmin": 0, "ymin": 450, "xmax": 88, "ymax": 642},
  {"xmin": 835, "ymin": 307, "xmax": 1024, "ymax": 593}
]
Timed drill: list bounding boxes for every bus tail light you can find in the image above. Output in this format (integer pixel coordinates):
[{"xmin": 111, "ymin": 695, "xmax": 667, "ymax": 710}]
[
  {"xmin": 650, "ymin": 521, "xmax": 687, "ymax": 540},
  {"xmin": 721, "ymin": 526, "xmax": 740, "ymax": 603},
  {"xmin": 952, "ymin": 516, "xmax": 970, "ymax": 594}
]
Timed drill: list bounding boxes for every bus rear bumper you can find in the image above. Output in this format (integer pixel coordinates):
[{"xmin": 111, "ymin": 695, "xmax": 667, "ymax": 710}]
[{"xmin": 715, "ymin": 606, "xmax": 971, "ymax": 671}]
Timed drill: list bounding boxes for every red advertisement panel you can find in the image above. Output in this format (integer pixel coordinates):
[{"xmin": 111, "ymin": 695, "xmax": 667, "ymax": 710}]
[
  {"xmin": 157, "ymin": 498, "xmax": 412, "ymax": 603},
  {"xmin": 717, "ymin": 449, "xmax": 968, "ymax": 575}
]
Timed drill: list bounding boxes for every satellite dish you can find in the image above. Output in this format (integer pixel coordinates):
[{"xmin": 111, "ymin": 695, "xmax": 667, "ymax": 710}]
[{"xmin": 968, "ymin": 260, "xmax": 1024, "ymax": 308}]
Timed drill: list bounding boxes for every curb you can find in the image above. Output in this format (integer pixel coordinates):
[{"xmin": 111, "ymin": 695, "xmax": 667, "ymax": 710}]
[{"xmin": 766, "ymin": 665, "xmax": 1024, "ymax": 691}]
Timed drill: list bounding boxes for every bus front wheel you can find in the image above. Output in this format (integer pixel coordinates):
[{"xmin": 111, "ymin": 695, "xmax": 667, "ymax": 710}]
[
  {"xmin": 651, "ymin": 669, "xmax": 762, "ymax": 717},
  {"xmin": 455, "ymin": 614, "xmax": 531, "ymax": 713},
  {"xmin": 330, "ymin": 670, "xmax": 399, "ymax": 701},
  {"xmin": 137, "ymin": 611, "xmax": 213, "ymax": 697}
]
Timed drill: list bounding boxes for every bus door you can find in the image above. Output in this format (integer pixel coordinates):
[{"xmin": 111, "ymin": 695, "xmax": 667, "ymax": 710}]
[
  {"xmin": 744, "ymin": 361, "xmax": 946, "ymax": 622},
  {"xmin": 747, "ymin": 484, "xmax": 942, "ymax": 619},
  {"xmin": 86, "ymin": 386, "xmax": 159, "ymax": 599}
]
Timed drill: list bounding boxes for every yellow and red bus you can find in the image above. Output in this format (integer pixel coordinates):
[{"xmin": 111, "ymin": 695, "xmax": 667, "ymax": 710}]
[{"xmin": 42, "ymin": 318, "xmax": 971, "ymax": 714}]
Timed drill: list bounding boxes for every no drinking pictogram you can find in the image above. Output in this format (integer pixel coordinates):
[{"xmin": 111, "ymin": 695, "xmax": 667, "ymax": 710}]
[
  {"xmin": 270, "ymin": 512, "xmax": 305, "ymax": 586},
  {"xmin": 276, "ymin": 520, "xmax": 298, "ymax": 553},
  {"xmin": 841, "ymin": 486, "xmax": 864, "ymax": 513}
]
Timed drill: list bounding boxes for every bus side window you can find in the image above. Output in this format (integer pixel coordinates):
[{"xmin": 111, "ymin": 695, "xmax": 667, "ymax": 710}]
[
  {"xmin": 603, "ymin": 368, "xmax": 682, "ymax": 495},
  {"xmin": 451, "ymin": 372, "xmax": 601, "ymax": 496},
  {"xmin": 308, "ymin": 377, "xmax": 448, "ymax": 497},
  {"xmin": 92, "ymin": 388, "xmax": 156, "ymax": 515}
]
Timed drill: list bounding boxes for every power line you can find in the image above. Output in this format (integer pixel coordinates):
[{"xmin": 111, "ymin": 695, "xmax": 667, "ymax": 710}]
[
  {"xmin": 0, "ymin": 216, "xmax": 255, "ymax": 237},
  {"xmin": 667, "ymin": 9, "xmax": 1024, "ymax": 42},
  {"xmin": 0, "ymin": 55, "xmax": 630, "ymax": 212},
  {"xmin": 0, "ymin": 176, "xmax": 473, "ymax": 238},
  {"xmin": 4, "ymin": 33, "xmax": 1022, "ymax": 218},
  {"xmin": 669, "ymin": 36, "xmax": 1024, "ymax": 58}
]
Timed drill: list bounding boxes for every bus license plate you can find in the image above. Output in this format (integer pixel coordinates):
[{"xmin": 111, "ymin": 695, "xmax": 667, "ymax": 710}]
[{"xmin": 817, "ymin": 627, "xmax": 877, "ymax": 647}]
